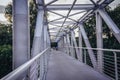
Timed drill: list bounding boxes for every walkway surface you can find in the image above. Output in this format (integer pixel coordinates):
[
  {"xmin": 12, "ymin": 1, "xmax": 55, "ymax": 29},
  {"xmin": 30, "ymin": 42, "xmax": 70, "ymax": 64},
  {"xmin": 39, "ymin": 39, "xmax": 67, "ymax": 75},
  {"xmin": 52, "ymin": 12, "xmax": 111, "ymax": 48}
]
[{"xmin": 46, "ymin": 50, "xmax": 110, "ymax": 80}]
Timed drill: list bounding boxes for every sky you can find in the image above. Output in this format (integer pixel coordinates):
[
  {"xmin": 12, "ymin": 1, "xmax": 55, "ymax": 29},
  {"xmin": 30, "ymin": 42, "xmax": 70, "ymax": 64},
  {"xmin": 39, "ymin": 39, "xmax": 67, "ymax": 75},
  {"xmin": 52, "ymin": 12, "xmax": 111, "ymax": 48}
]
[{"xmin": 0, "ymin": 0, "xmax": 12, "ymax": 22}]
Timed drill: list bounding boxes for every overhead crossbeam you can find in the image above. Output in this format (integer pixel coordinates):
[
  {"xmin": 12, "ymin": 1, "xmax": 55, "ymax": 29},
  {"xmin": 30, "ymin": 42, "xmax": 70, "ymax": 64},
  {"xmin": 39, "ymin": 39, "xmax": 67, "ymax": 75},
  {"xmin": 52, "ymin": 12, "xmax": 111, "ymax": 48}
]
[
  {"xmin": 65, "ymin": 0, "xmax": 114, "ymax": 37},
  {"xmin": 48, "ymin": 21, "xmax": 76, "ymax": 24},
  {"xmin": 48, "ymin": 10, "xmax": 86, "ymax": 23},
  {"xmin": 45, "ymin": 0, "xmax": 58, "ymax": 6},
  {"xmin": 48, "ymin": 10, "xmax": 77, "ymax": 23},
  {"xmin": 44, "ymin": 4, "xmax": 94, "ymax": 10},
  {"xmin": 55, "ymin": 0, "xmax": 77, "ymax": 39}
]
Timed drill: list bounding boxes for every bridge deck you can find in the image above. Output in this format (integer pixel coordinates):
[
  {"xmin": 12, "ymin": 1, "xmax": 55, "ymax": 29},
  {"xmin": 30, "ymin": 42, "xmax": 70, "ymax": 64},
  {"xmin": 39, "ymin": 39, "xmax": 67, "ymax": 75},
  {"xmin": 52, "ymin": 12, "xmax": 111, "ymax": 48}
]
[{"xmin": 46, "ymin": 50, "xmax": 110, "ymax": 80}]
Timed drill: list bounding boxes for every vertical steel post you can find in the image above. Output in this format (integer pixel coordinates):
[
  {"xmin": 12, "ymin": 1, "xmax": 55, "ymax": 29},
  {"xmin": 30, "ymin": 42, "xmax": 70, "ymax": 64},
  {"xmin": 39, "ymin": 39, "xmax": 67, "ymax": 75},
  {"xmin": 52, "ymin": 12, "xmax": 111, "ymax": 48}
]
[
  {"xmin": 71, "ymin": 31, "xmax": 80, "ymax": 60},
  {"xmin": 40, "ymin": 21, "xmax": 45, "ymax": 80},
  {"xmin": 63, "ymin": 36, "xmax": 67, "ymax": 54},
  {"xmin": 79, "ymin": 24, "xmax": 97, "ymax": 69},
  {"xmin": 43, "ymin": 22, "xmax": 48, "ymax": 78},
  {"xmin": 96, "ymin": 11, "xmax": 103, "ymax": 72},
  {"xmin": 13, "ymin": 0, "xmax": 30, "ymax": 79},
  {"xmin": 65, "ymin": 36, "xmax": 70, "ymax": 55},
  {"xmin": 70, "ymin": 31, "xmax": 75, "ymax": 58},
  {"xmin": 84, "ymin": 49, "xmax": 87, "ymax": 64},
  {"xmin": 114, "ymin": 52, "xmax": 118, "ymax": 80},
  {"xmin": 66, "ymin": 34, "xmax": 72, "ymax": 56},
  {"xmin": 30, "ymin": 7, "xmax": 44, "ymax": 80},
  {"xmin": 78, "ymin": 27, "xmax": 83, "ymax": 62}
]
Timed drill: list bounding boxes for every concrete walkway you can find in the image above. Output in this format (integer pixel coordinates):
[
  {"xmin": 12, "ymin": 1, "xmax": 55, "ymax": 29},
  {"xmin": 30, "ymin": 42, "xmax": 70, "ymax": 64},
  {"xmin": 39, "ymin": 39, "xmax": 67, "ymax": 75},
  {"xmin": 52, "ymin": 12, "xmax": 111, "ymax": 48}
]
[{"xmin": 46, "ymin": 50, "xmax": 110, "ymax": 80}]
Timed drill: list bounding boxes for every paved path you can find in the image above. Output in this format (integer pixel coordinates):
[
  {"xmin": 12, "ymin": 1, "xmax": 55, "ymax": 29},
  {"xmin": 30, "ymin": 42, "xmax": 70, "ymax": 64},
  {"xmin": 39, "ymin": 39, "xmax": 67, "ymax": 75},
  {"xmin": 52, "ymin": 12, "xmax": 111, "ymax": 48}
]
[{"xmin": 46, "ymin": 50, "xmax": 110, "ymax": 80}]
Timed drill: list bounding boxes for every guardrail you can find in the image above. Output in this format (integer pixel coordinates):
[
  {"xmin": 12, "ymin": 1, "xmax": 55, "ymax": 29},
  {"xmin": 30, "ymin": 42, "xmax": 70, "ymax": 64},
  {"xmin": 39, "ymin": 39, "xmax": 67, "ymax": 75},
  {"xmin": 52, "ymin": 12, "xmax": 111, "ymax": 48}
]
[
  {"xmin": 67, "ymin": 46, "xmax": 120, "ymax": 80},
  {"xmin": 1, "ymin": 48, "xmax": 50, "ymax": 80}
]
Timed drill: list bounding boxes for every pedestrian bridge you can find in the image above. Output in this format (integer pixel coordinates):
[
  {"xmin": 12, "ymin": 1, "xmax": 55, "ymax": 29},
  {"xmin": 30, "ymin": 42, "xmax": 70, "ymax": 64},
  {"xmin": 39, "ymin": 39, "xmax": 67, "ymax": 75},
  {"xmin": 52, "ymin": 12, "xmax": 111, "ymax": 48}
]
[{"xmin": 1, "ymin": 0, "xmax": 120, "ymax": 80}]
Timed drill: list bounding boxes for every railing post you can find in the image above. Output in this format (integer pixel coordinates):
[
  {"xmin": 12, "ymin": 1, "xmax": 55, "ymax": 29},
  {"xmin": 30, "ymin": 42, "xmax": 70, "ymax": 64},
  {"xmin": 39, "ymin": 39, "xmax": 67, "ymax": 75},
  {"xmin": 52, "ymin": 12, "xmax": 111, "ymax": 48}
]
[
  {"xmin": 96, "ymin": 11, "xmax": 103, "ymax": 73},
  {"xmin": 114, "ymin": 52, "xmax": 118, "ymax": 80},
  {"xmin": 84, "ymin": 49, "xmax": 87, "ymax": 64},
  {"xmin": 13, "ymin": 0, "xmax": 30, "ymax": 79}
]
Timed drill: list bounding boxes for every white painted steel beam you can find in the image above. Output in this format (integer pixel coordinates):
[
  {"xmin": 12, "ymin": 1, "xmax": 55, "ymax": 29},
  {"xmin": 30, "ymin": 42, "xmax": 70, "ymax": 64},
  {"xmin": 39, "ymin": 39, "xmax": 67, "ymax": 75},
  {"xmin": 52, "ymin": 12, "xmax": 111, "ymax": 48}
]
[
  {"xmin": 64, "ymin": 36, "xmax": 70, "ymax": 55},
  {"xmin": 13, "ymin": 0, "xmax": 30, "ymax": 79},
  {"xmin": 96, "ymin": 11, "xmax": 103, "ymax": 73},
  {"xmin": 55, "ymin": 0, "xmax": 77, "ymax": 41},
  {"xmin": 98, "ymin": 9, "xmax": 120, "ymax": 43},
  {"xmin": 30, "ymin": 5, "xmax": 44, "ymax": 80},
  {"xmin": 44, "ymin": 4, "xmax": 94, "ymax": 10},
  {"xmin": 79, "ymin": 24, "xmax": 97, "ymax": 69},
  {"xmin": 78, "ymin": 27, "xmax": 83, "ymax": 62},
  {"xmin": 48, "ymin": 21, "xmax": 76, "ymax": 25},
  {"xmin": 32, "ymin": 10, "xmax": 44, "ymax": 57},
  {"xmin": 63, "ymin": 36, "xmax": 67, "ymax": 54},
  {"xmin": 48, "ymin": 10, "xmax": 77, "ymax": 23},
  {"xmin": 71, "ymin": 31, "xmax": 80, "ymax": 60},
  {"xmin": 45, "ymin": 0, "xmax": 58, "ymax": 6},
  {"xmin": 70, "ymin": 31, "xmax": 76, "ymax": 58},
  {"xmin": 66, "ymin": 34, "xmax": 72, "ymax": 56}
]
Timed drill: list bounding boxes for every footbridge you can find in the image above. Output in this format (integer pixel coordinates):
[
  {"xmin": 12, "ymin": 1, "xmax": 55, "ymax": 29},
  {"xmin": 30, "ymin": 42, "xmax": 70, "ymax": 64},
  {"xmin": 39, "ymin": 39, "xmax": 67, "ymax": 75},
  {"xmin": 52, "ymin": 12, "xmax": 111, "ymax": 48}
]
[{"xmin": 1, "ymin": 0, "xmax": 120, "ymax": 80}]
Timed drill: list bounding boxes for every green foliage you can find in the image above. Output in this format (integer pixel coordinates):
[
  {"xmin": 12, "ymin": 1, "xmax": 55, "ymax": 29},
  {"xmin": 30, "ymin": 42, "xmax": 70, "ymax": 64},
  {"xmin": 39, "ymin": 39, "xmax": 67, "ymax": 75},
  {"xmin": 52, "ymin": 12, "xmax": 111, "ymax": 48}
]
[
  {"xmin": 84, "ymin": 16, "xmax": 96, "ymax": 48},
  {"xmin": 0, "ymin": 24, "xmax": 12, "ymax": 45},
  {"xmin": 5, "ymin": 3, "xmax": 12, "ymax": 23},
  {"xmin": 0, "ymin": 45, "xmax": 12, "ymax": 78},
  {"xmin": 0, "ymin": 23, "xmax": 12, "ymax": 78},
  {"xmin": 83, "ymin": 5, "xmax": 120, "ymax": 49},
  {"xmin": 29, "ymin": 0, "xmax": 37, "ymax": 48}
]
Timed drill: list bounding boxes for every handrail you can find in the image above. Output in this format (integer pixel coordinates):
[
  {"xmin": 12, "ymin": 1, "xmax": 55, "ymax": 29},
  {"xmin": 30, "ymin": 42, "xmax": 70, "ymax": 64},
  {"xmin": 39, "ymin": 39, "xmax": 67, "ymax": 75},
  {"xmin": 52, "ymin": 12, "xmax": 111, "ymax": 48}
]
[
  {"xmin": 67, "ymin": 46, "xmax": 120, "ymax": 52},
  {"xmin": 1, "ymin": 48, "xmax": 49, "ymax": 80}
]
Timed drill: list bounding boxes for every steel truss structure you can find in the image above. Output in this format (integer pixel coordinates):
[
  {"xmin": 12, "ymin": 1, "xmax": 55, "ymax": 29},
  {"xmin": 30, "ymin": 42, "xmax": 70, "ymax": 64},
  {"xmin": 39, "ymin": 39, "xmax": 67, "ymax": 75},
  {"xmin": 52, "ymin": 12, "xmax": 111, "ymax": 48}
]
[{"xmin": 1, "ymin": 0, "xmax": 120, "ymax": 80}]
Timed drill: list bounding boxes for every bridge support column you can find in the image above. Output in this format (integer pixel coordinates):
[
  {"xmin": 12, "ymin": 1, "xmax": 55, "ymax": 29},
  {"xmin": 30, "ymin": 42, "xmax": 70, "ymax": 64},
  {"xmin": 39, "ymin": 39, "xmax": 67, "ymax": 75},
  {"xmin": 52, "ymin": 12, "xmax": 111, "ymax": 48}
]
[
  {"xmin": 98, "ymin": 9, "xmax": 120, "ymax": 43},
  {"xmin": 30, "ymin": 8, "xmax": 44, "ymax": 80},
  {"xmin": 71, "ymin": 31, "xmax": 80, "ymax": 60},
  {"xmin": 96, "ymin": 11, "xmax": 103, "ymax": 73},
  {"xmin": 78, "ymin": 27, "xmax": 83, "ymax": 62},
  {"xmin": 13, "ymin": 0, "xmax": 30, "ymax": 79},
  {"xmin": 79, "ymin": 24, "xmax": 97, "ymax": 69},
  {"xmin": 66, "ymin": 34, "xmax": 72, "ymax": 56},
  {"xmin": 70, "ymin": 31, "xmax": 75, "ymax": 58},
  {"xmin": 66, "ymin": 36, "xmax": 70, "ymax": 55},
  {"xmin": 64, "ymin": 36, "xmax": 69, "ymax": 54},
  {"xmin": 42, "ymin": 22, "xmax": 49, "ymax": 80}
]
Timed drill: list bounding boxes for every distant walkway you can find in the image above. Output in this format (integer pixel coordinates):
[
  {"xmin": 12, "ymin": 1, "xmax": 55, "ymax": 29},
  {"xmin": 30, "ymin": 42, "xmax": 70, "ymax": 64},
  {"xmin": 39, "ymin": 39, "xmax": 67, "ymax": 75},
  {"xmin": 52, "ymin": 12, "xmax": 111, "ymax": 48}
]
[{"xmin": 46, "ymin": 50, "xmax": 110, "ymax": 80}]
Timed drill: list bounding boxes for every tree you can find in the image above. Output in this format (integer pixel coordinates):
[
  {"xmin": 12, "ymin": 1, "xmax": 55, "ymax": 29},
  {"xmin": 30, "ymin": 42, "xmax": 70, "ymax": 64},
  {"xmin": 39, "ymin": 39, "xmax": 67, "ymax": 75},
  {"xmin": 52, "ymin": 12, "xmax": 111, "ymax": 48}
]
[
  {"xmin": 0, "ymin": 23, "xmax": 12, "ymax": 78},
  {"xmin": 83, "ymin": 5, "xmax": 120, "ymax": 49},
  {"xmin": 4, "ymin": 3, "xmax": 12, "ymax": 23}
]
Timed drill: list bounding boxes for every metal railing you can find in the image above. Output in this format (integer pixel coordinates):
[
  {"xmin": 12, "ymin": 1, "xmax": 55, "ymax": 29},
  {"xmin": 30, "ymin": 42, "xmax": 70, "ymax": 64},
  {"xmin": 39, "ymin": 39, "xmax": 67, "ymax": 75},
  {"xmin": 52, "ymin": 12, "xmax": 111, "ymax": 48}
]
[
  {"xmin": 1, "ymin": 48, "xmax": 50, "ymax": 80},
  {"xmin": 67, "ymin": 46, "xmax": 120, "ymax": 80}
]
